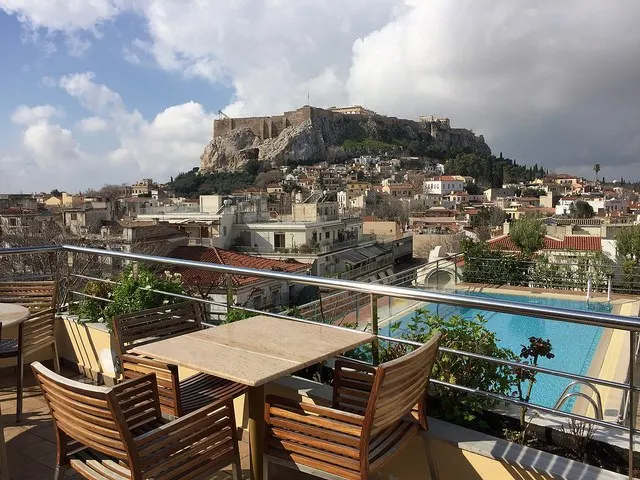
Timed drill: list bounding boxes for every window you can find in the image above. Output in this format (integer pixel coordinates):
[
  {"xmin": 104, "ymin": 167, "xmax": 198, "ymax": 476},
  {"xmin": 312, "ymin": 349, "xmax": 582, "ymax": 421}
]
[
  {"xmin": 274, "ymin": 232, "xmax": 285, "ymax": 248},
  {"xmin": 8, "ymin": 218, "xmax": 17, "ymax": 227},
  {"xmin": 325, "ymin": 231, "xmax": 330, "ymax": 239},
  {"xmin": 222, "ymin": 225, "xmax": 228, "ymax": 236},
  {"xmin": 70, "ymin": 212, "xmax": 77, "ymax": 221}
]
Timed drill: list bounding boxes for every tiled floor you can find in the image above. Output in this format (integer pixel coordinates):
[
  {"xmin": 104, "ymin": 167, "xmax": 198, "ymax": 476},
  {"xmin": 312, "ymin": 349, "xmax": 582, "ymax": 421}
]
[{"xmin": 0, "ymin": 366, "xmax": 312, "ymax": 480}]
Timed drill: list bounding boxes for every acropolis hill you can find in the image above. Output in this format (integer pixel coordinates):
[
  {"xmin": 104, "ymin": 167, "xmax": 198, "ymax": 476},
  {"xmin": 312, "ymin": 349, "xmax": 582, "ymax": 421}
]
[{"xmin": 200, "ymin": 105, "xmax": 491, "ymax": 172}]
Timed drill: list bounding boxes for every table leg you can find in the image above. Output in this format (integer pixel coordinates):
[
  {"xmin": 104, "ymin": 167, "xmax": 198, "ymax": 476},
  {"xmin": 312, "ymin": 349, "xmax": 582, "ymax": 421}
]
[
  {"xmin": 248, "ymin": 385, "xmax": 265, "ymax": 480},
  {"xmin": 0, "ymin": 403, "xmax": 9, "ymax": 480}
]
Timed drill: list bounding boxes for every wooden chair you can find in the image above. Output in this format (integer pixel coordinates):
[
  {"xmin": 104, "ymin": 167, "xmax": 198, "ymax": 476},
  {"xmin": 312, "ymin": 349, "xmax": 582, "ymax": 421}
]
[
  {"xmin": 32, "ymin": 361, "xmax": 243, "ymax": 480},
  {"xmin": 264, "ymin": 332, "xmax": 442, "ymax": 480},
  {"xmin": 0, "ymin": 281, "xmax": 59, "ymax": 422},
  {"xmin": 0, "ymin": 280, "xmax": 58, "ymax": 312},
  {"xmin": 113, "ymin": 301, "xmax": 248, "ymax": 417}
]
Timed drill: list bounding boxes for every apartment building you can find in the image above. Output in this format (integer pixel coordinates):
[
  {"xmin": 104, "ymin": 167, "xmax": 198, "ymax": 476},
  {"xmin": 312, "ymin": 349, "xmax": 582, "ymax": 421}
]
[{"xmin": 423, "ymin": 176, "xmax": 466, "ymax": 195}]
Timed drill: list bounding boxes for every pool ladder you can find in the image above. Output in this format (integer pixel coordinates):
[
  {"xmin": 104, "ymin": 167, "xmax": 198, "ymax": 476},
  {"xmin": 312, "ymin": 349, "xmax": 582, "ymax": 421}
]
[{"xmin": 553, "ymin": 380, "xmax": 603, "ymax": 420}]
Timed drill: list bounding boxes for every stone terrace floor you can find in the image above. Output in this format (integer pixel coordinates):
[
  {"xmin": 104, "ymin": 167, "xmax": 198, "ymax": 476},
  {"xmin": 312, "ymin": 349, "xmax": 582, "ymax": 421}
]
[{"xmin": 0, "ymin": 366, "xmax": 313, "ymax": 480}]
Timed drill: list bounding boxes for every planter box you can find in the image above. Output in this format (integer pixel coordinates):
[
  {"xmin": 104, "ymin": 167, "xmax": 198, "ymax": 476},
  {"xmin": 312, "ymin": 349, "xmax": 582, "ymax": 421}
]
[{"xmin": 56, "ymin": 314, "xmax": 118, "ymax": 385}]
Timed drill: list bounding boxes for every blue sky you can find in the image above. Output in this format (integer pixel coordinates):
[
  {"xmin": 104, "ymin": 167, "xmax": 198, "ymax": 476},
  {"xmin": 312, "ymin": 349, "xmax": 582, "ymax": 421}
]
[{"xmin": 0, "ymin": 1, "xmax": 639, "ymax": 193}]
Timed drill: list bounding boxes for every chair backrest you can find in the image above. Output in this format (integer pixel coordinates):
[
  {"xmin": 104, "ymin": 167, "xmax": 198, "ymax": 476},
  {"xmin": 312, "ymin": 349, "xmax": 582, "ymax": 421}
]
[
  {"xmin": 21, "ymin": 307, "xmax": 56, "ymax": 355},
  {"xmin": 31, "ymin": 361, "xmax": 161, "ymax": 467},
  {"xmin": 112, "ymin": 301, "xmax": 204, "ymax": 355},
  {"xmin": 0, "ymin": 281, "xmax": 57, "ymax": 312},
  {"xmin": 365, "ymin": 332, "xmax": 442, "ymax": 436}
]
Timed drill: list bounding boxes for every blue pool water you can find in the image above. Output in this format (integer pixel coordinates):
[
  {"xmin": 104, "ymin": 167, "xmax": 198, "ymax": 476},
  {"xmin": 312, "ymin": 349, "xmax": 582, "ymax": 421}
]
[{"xmin": 382, "ymin": 292, "xmax": 611, "ymax": 409}]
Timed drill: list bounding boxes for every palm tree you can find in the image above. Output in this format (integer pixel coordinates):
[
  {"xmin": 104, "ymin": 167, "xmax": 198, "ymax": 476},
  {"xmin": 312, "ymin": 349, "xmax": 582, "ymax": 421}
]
[{"xmin": 593, "ymin": 163, "xmax": 601, "ymax": 183}]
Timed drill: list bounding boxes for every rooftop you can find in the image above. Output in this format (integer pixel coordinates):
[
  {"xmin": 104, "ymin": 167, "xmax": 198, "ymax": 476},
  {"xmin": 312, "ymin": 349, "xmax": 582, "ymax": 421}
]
[
  {"xmin": 488, "ymin": 233, "xmax": 602, "ymax": 252},
  {"xmin": 168, "ymin": 245, "xmax": 309, "ymax": 286}
]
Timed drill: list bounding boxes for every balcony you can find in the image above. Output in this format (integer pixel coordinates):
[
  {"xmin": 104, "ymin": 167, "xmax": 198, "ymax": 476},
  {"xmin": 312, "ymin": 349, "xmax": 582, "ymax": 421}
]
[
  {"xmin": 0, "ymin": 244, "xmax": 639, "ymax": 480},
  {"xmin": 233, "ymin": 234, "xmax": 376, "ymax": 255}
]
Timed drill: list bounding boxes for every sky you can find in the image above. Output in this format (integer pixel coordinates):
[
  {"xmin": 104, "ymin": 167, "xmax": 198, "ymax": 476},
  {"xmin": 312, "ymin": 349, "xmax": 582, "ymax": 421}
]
[{"xmin": 0, "ymin": 0, "xmax": 639, "ymax": 193}]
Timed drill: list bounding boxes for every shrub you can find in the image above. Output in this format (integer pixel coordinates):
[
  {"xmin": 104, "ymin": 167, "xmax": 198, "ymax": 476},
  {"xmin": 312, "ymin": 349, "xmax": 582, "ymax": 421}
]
[
  {"xmin": 73, "ymin": 280, "xmax": 113, "ymax": 323},
  {"xmin": 393, "ymin": 310, "xmax": 517, "ymax": 425},
  {"xmin": 224, "ymin": 307, "xmax": 255, "ymax": 324},
  {"xmin": 102, "ymin": 264, "xmax": 185, "ymax": 331}
]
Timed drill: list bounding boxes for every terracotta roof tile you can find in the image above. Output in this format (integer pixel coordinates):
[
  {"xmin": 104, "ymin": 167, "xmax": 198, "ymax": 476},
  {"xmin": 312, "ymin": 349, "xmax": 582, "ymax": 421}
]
[
  {"xmin": 168, "ymin": 246, "xmax": 310, "ymax": 287},
  {"xmin": 487, "ymin": 234, "xmax": 601, "ymax": 252}
]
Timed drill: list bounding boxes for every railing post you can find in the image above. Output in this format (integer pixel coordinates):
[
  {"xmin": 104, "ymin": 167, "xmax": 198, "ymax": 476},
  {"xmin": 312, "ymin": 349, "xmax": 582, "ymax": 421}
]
[
  {"xmin": 132, "ymin": 261, "xmax": 139, "ymax": 280},
  {"xmin": 608, "ymin": 275, "xmax": 613, "ymax": 302},
  {"xmin": 355, "ymin": 295, "xmax": 359, "ymax": 325},
  {"xmin": 226, "ymin": 274, "xmax": 234, "ymax": 313},
  {"xmin": 370, "ymin": 293, "xmax": 379, "ymax": 366},
  {"xmin": 454, "ymin": 254, "xmax": 458, "ymax": 285},
  {"xmin": 436, "ymin": 260, "xmax": 440, "ymax": 289},
  {"xmin": 65, "ymin": 251, "xmax": 74, "ymax": 309},
  {"xmin": 629, "ymin": 331, "xmax": 636, "ymax": 480}
]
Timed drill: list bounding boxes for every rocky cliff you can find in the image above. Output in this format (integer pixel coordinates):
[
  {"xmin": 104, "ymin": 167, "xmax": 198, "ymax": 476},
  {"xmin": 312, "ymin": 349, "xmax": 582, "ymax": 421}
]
[{"xmin": 200, "ymin": 107, "xmax": 491, "ymax": 172}]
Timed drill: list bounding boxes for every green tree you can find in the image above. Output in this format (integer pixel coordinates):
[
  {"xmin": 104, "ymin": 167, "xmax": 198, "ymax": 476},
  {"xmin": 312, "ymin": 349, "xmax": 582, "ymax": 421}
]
[
  {"xmin": 569, "ymin": 200, "xmax": 595, "ymax": 219},
  {"xmin": 510, "ymin": 217, "xmax": 546, "ymax": 256},
  {"xmin": 616, "ymin": 225, "xmax": 640, "ymax": 261}
]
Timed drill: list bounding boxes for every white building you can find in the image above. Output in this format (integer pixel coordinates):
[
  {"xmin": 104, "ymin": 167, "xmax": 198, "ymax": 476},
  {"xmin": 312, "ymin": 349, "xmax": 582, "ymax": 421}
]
[
  {"xmin": 555, "ymin": 197, "xmax": 628, "ymax": 216},
  {"xmin": 423, "ymin": 176, "xmax": 466, "ymax": 195}
]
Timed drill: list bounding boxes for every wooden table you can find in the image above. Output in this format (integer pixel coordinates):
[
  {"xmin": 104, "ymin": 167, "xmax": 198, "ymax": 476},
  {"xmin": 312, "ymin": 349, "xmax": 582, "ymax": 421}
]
[
  {"xmin": 132, "ymin": 315, "xmax": 375, "ymax": 480},
  {"xmin": 0, "ymin": 303, "xmax": 30, "ymax": 480},
  {"xmin": 0, "ymin": 303, "xmax": 30, "ymax": 327}
]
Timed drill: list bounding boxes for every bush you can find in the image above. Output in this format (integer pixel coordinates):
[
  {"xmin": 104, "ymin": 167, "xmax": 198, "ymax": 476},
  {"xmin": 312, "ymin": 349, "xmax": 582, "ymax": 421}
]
[
  {"xmin": 72, "ymin": 280, "xmax": 114, "ymax": 323},
  {"xmin": 102, "ymin": 265, "xmax": 185, "ymax": 331},
  {"xmin": 389, "ymin": 310, "xmax": 517, "ymax": 425},
  {"xmin": 224, "ymin": 307, "xmax": 255, "ymax": 324}
]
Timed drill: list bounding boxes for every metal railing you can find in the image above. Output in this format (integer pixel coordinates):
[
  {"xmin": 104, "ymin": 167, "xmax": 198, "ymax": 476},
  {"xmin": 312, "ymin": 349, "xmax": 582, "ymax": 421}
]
[
  {"xmin": 462, "ymin": 254, "xmax": 640, "ymax": 295},
  {"xmin": 1, "ymin": 244, "xmax": 639, "ymax": 478}
]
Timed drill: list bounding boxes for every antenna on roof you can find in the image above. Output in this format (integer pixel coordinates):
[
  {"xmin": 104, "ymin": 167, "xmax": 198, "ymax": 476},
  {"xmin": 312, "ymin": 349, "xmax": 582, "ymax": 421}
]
[{"xmin": 307, "ymin": 91, "xmax": 310, "ymax": 106}]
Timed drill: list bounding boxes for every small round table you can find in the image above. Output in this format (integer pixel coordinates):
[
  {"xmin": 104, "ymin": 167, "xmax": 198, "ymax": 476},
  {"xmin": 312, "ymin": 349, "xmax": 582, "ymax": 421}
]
[
  {"xmin": 0, "ymin": 304, "xmax": 30, "ymax": 327},
  {"xmin": 0, "ymin": 303, "xmax": 29, "ymax": 480}
]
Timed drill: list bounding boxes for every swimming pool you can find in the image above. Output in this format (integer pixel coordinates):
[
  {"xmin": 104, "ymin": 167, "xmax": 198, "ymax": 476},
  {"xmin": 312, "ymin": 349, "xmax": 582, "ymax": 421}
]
[{"xmin": 382, "ymin": 291, "xmax": 611, "ymax": 410}]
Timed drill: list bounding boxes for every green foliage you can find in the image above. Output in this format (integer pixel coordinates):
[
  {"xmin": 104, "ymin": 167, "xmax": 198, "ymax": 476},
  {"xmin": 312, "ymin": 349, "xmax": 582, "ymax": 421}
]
[
  {"xmin": 512, "ymin": 337, "xmax": 555, "ymax": 444},
  {"xmin": 460, "ymin": 238, "xmax": 529, "ymax": 286},
  {"xmin": 510, "ymin": 217, "xmax": 546, "ymax": 256},
  {"xmin": 102, "ymin": 265, "xmax": 185, "ymax": 331},
  {"xmin": 170, "ymin": 168, "xmax": 255, "ymax": 197},
  {"xmin": 471, "ymin": 206, "xmax": 508, "ymax": 229},
  {"xmin": 387, "ymin": 310, "xmax": 517, "ymax": 426},
  {"xmin": 569, "ymin": 201, "xmax": 595, "ymax": 219},
  {"xmin": 531, "ymin": 252, "xmax": 613, "ymax": 291},
  {"xmin": 72, "ymin": 281, "xmax": 114, "ymax": 323},
  {"xmin": 342, "ymin": 138, "xmax": 399, "ymax": 154},
  {"xmin": 616, "ymin": 225, "xmax": 640, "ymax": 261},
  {"xmin": 444, "ymin": 153, "xmax": 546, "ymax": 188},
  {"xmin": 224, "ymin": 307, "xmax": 254, "ymax": 324}
]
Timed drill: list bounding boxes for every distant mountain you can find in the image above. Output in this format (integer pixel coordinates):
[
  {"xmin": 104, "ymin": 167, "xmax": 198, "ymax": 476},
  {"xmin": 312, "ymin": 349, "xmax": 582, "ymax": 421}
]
[{"xmin": 200, "ymin": 106, "xmax": 491, "ymax": 172}]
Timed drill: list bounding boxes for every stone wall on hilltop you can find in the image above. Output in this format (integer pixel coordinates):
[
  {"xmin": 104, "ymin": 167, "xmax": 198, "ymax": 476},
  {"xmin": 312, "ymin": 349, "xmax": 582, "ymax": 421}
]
[{"xmin": 200, "ymin": 106, "xmax": 491, "ymax": 172}]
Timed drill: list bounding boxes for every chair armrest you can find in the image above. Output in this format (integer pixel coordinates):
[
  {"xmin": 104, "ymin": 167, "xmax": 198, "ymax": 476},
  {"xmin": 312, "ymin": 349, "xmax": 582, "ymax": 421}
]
[
  {"xmin": 134, "ymin": 398, "xmax": 237, "ymax": 473},
  {"xmin": 120, "ymin": 353, "xmax": 179, "ymax": 374}
]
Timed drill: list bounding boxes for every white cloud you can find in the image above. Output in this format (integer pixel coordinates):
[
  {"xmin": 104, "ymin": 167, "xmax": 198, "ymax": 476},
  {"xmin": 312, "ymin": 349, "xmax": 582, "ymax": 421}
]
[
  {"xmin": 23, "ymin": 121, "xmax": 81, "ymax": 168},
  {"xmin": 2, "ymin": 0, "xmax": 640, "ymax": 186},
  {"xmin": 122, "ymin": 46, "xmax": 141, "ymax": 65},
  {"xmin": 78, "ymin": 116, "xmax": 109, "ymax": 133},
  {"xmin": 113, "ymin": 101, "xmax": 215, "ymax": 175},
  {"xmin": 0, "ymin": 0, "xmax": 123, "ymax": 32},
  {"xmin": 11, "ymin": 105, "xmax": 62, "ymax": 125},
  {"xmin": 59, "ymin": 72, "xmax": 126, "ymax": 114},
  {"xmin": 65, "ymin": 34, "xmax": 92, "ymax": 57}
]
